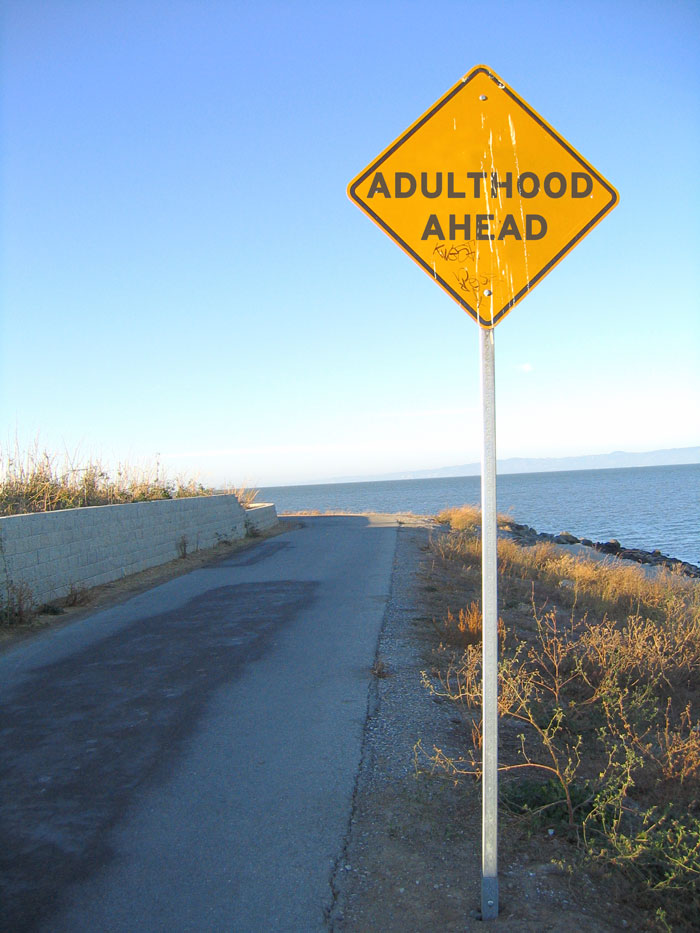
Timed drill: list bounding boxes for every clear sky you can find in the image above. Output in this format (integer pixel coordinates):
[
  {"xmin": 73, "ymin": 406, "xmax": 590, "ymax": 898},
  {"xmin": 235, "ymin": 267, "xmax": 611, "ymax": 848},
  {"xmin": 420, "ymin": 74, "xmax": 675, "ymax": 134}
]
[{"xmin": 2, "ymin": 0, "xmax": 698, "ymax": 487}]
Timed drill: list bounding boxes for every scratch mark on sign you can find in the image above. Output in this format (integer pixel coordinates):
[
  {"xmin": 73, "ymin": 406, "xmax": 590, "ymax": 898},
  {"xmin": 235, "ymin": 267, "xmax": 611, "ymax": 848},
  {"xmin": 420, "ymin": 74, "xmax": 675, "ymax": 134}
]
[{"xmin": 508, "ymin": 112, "xmax": 530, "ymax": 297}]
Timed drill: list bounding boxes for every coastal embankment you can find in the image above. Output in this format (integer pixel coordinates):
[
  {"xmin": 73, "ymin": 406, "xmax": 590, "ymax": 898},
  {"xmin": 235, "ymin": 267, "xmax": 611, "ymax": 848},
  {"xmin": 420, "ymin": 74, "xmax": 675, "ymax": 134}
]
[{"xmin": 499, "ymin": 519, "xmax": 700, "ymax": 578}]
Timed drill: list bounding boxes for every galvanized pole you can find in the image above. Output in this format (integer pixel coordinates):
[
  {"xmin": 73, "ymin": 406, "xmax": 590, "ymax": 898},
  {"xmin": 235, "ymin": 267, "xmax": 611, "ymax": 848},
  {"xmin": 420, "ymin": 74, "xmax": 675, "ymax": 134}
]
[{"xmin": 479, "ymin": 323, "xmax": 499, "ymax": 920}]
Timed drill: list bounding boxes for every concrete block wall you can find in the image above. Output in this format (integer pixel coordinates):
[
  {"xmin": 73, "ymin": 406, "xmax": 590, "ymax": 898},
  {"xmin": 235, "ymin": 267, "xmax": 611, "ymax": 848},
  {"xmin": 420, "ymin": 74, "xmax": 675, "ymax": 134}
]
[
  {"xmin": 0, "ymin": 496, "xmax": 278, "ymax": 608},
  {"xmin": 244, "ymin": 503, "xmax": 278, "ymax": 534}
]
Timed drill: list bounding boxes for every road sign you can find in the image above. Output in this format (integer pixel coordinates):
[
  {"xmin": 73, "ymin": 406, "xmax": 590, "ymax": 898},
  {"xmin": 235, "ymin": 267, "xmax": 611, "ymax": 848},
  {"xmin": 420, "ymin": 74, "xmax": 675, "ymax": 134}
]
[
  {"xmin": 348, "ymin": 65, "xmax": 618, "ymax": 327},
  {"xmin": 348, "ymin": 65, "xmax": 618, "ymax": 923}
]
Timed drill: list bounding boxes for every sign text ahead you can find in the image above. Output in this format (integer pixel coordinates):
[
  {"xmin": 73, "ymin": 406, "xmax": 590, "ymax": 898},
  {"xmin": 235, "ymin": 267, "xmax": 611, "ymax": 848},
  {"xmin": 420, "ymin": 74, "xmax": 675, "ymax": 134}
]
[{"xmin": 348, "ymin": 66, "xmax": 618, "ymax": 327}]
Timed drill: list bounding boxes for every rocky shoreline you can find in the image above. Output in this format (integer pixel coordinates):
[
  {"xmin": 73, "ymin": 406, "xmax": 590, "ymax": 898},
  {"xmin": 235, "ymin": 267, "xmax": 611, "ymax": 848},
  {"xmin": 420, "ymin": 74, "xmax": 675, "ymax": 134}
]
[{"xmin": 500, "ymin": 520, "xmax": 700, "ymax": 579}]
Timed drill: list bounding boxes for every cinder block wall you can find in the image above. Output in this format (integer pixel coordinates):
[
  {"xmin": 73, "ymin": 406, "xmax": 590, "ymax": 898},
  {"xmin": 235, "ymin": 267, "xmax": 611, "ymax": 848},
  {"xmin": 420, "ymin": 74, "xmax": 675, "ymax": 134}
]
[
  {"xmin": 0, "ymin": 496, "xmax": 277, "ymax": 607},
  {"xmin": 244, "ymin": 503, "xmax": 278, "ymax": 533}
]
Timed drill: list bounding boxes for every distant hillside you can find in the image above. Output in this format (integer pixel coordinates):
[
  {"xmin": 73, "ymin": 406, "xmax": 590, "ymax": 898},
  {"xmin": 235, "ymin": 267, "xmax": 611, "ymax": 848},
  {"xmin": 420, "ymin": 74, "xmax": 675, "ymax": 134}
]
[{"xmin": 336, "ymin": 447, "xmax": 700, "ymax": 483}]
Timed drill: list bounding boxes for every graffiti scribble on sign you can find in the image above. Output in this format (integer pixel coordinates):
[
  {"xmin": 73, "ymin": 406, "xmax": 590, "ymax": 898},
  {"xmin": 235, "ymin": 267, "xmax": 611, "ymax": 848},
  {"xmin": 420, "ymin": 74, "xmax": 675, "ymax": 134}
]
[
  {"xmin": 433, "ymin": 242, "xmax": 493, "ymax": 303},
  {"xmin": 433, "ymin": 242, "xmax": 476, "ymax": 264},
  {"xmin": 453, "ymin": 268, "xmax": 493, "ymax": 302}
]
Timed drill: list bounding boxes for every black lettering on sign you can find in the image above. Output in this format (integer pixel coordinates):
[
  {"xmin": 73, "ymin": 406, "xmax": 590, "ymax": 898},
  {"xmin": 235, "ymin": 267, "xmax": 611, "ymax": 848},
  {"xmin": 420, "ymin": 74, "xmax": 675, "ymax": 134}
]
[
  {"xmin": 449, "ymin": 215, "xmax": 471, "ymax": 239},
  {"xmin": 367, "ymin": 169, "xmax": 595, "ymax": 202},
  {"xmin": 422, "ymin": 214, "xmax": 550, "ymax": 242},
  {"xmin": 526, "ymin": 215, "xmax": 547, "ymax": 239},
  {"xmin": 395, "ymin": 172, "xmax": 416, "ymax": 198},
  {"xmin": 491, "ymin": 173, "xmax": 513, "ymax": 198},
  {"xmin": 421, "ymin": 172, "xmax": 442, "ymax": 198},
  {"xmin": 447, "ymin": 172, "xmax": 466, "ymax": 198},
  {"xmin": 476, "ymin": 214, "xmax": 494, "ymax": 240},
  {"xmin": 366, "ymin": 172, "xmax": 390, "ymax": 198},
  {"xmin": 572, "ymin": 172, "xmax": 593, "ymax": 197},
  {"xmin": 467, "ymin": 172, "xmax": 487, "ymax": 197},
  {"xmin": 497, "ymin": 214, "xmax": 521, "ymax": 240},
  {"xmin": 421, "ymin": 214, "xmax": 445, "ymax": 239},
  {"xmin": 543, "ymin": 172, "xmax": 566, "ymax": 198},
  {"xmin": 517, "ymin": 172, "xmax": 540, "ymax": 198}
]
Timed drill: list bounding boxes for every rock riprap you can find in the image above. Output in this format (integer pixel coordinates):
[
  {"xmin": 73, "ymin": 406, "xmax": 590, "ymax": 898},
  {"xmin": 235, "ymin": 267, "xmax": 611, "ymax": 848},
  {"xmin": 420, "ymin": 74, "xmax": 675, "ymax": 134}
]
[{"xmin": 500, "ymin": 521, "xmax": 700, "ymax": 578}]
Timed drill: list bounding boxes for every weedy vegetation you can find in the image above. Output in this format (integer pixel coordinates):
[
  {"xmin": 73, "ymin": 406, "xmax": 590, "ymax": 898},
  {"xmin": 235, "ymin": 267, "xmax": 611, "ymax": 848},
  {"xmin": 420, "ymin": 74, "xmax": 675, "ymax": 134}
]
[
  {"xmin": 0, "ymin": 443, "xmax": 258, "ymax": 515},
  {"xmin": 419, "ymin": 505, "xmax": 700, "ymax": 931}
]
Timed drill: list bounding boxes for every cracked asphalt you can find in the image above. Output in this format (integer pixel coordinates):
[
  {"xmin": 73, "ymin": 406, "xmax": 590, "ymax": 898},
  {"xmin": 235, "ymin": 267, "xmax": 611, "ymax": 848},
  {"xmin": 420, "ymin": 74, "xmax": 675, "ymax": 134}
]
[{"xmin": 0, "ymin": 515, "xmax": 399, "ymax": 932}]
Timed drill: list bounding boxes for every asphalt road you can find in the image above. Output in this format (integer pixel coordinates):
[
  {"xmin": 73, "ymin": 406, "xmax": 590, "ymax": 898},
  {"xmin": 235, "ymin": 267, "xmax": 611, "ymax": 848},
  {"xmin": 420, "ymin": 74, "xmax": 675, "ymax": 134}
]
[{"xmin": 0, "ymin": 515, "xmax": 400, "ymax": 932}]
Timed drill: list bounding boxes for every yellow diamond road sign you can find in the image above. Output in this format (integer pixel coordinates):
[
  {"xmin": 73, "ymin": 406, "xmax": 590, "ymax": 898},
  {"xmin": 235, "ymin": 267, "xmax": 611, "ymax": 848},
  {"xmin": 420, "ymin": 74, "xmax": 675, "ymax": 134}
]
[{"xmin": 348, "ymin": 65, "xmax": 618, "ymax": 327}]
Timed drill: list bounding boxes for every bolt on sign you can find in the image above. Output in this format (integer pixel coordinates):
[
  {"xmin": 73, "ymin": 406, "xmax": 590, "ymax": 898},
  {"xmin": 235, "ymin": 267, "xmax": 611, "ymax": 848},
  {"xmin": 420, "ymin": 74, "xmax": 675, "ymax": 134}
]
[{"xmin": 348, "ymin": 64, "xmax": 618, "ymax": 327}]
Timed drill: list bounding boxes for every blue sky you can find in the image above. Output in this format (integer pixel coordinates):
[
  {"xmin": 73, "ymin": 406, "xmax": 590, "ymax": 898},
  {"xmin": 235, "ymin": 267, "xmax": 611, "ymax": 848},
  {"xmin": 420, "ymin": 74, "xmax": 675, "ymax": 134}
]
[{"xmin": 2, "ymin": 0, "xmax": 698, "ymax": 486}]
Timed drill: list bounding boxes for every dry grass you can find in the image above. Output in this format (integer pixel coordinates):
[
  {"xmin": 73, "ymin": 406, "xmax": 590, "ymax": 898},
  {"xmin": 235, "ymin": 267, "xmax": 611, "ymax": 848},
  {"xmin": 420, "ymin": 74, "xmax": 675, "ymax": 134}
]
[
  {"xmin": 436, "ymin": 504, "xmax": 482, "ymax": 532},
  {"xmin": 0, "ymin": 579, "xmax": 35, "ymax": 626},
  {"xmin": 421, "ymin": 513, "xmax": 700, "ymax": 931},
  {"xmin": 232, "ymin": 486, "xmax": 259, "ymax": 507},
  {"xmin": 436, "ymin": 503, "xmax": 513, "ymax": 532},
  {"xmin": 0, "ymin": 443, "xmax": 258, "ymax": 516},
  {"xmin": 437, "ymin": 603, "xmax": 506, "ymax": 650},
  {"xmin": 434, "ymin": 530, "xmax": 699, "ymax": 622}
]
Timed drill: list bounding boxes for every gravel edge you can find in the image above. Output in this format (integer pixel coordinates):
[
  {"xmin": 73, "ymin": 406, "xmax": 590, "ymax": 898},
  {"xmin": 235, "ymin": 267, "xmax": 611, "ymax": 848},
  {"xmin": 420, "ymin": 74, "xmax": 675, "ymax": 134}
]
[{"xmin": 326, "ymin": 520, "xmax": 465, "ymax": 928}]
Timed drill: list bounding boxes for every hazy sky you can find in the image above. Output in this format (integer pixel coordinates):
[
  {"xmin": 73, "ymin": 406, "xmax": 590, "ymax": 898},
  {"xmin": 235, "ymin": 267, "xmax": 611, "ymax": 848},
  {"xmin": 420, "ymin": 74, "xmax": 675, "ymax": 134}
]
[{"xmin": 2, "ymin": 0, "xmax": 698, "ymax": 486}]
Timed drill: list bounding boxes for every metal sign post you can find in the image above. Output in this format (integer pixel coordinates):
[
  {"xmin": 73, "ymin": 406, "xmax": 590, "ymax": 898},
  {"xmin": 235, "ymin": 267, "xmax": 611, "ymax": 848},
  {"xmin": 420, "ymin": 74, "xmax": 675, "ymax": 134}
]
[
  {"xmin": 479, "ymin": 323, "xmax": 499, "ymax": 920},
  {"xmin": 347, "ymin": 64, "xmax": 618, "ymax": 922}
]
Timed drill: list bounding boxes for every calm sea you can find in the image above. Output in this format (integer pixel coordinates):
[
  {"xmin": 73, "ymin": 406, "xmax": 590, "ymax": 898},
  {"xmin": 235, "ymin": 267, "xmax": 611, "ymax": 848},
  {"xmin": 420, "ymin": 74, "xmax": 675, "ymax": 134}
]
[{"xmin": 261, "ymin": 463, "xmax": 699, "ymax": 566}]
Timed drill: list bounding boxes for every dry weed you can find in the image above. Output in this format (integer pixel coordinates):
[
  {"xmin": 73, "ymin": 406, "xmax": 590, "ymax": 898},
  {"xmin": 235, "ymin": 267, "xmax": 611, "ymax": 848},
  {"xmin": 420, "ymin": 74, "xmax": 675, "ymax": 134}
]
[
  {"xmin": 0, "ymin": 442, "xmax": 258, "ymax": 515},
  {"xmin": 421, "ymin": 514, "xmax": 700, "ymax": 929}
]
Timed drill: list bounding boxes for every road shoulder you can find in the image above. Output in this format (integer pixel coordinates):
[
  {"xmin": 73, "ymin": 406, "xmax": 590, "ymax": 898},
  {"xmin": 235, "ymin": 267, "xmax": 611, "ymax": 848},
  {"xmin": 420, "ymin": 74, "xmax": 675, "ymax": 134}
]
[{"xmin": 329, "ymin": 521, "xmax": 638, "ymax": 932}]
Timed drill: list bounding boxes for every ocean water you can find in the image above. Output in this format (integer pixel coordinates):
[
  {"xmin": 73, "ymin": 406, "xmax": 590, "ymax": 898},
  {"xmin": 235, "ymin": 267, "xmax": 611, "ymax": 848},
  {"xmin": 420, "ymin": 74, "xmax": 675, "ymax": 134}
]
[{"xmin": 260, "ymin": 463, "xmax": 699, "ymax": 566}]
